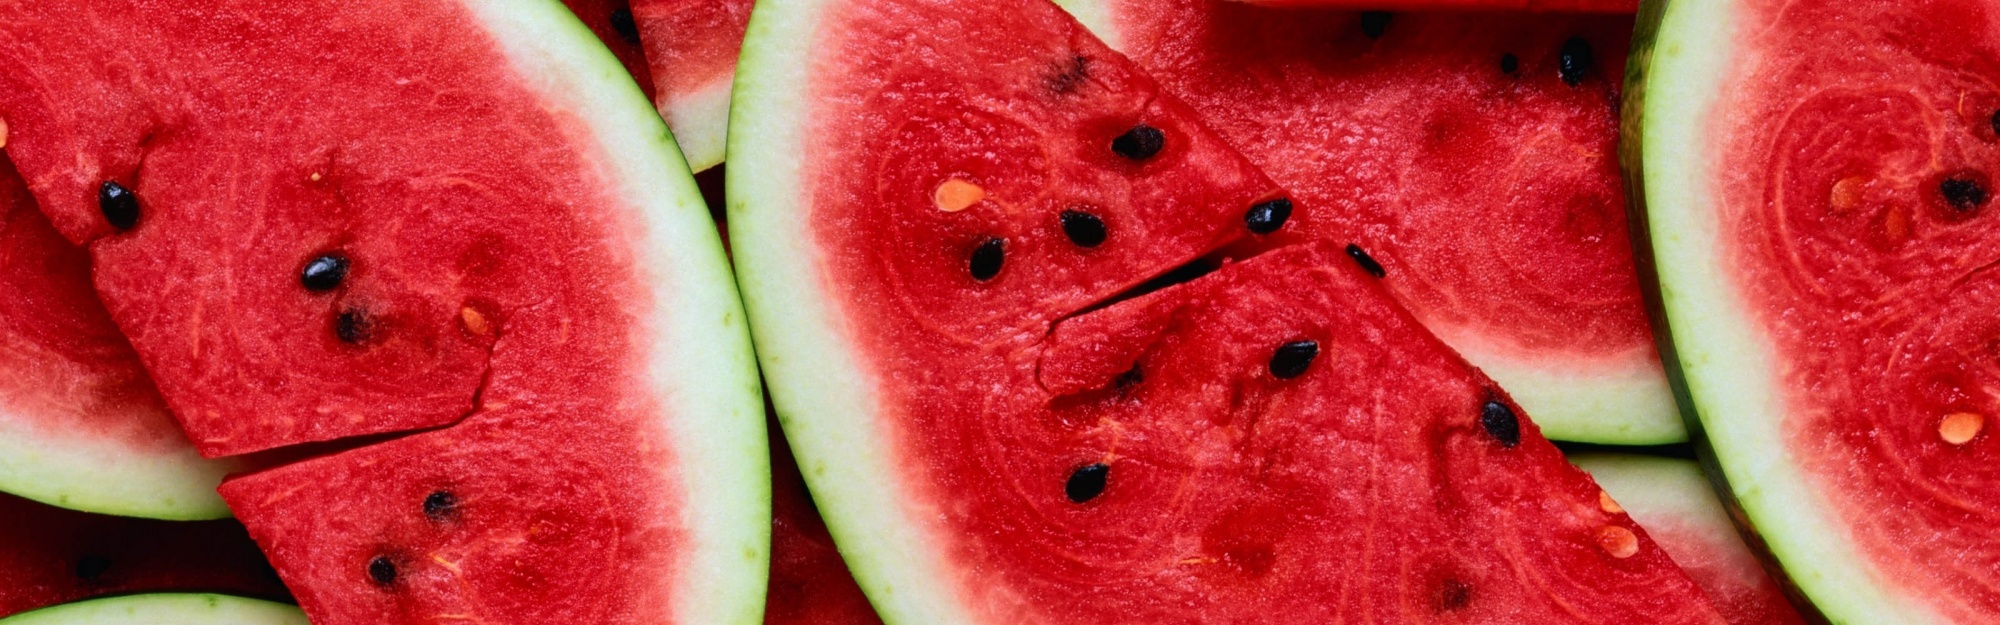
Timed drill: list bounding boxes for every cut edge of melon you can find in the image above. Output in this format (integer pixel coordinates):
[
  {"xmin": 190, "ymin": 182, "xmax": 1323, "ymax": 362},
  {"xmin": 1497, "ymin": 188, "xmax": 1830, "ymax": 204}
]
[
  {"xmin": 466, "ymin": 1, "xmax": 770, "ymax": 623},
  {"xmin": 661, "ymin": 77, "xmax": 733, "ymax": 173},
  {"xmin": 0, "ymin": 594, "xmax": 306, "ymax": 625},
  {"xmin": 0, "ymin": 417, "xmax": 235, "ymax": 519},
  {"xmin": 726, "ymin": 1, "xmax": 975, "ymax": 623},
  {"xmin": 1625, "ymin": 0, "xmax": 1940, "ymax": 621}
]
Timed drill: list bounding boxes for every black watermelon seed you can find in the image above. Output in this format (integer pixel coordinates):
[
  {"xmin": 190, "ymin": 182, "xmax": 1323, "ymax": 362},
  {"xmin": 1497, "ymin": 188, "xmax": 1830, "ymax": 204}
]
[
  {"xmin": 1245, "ymin": 197, "xmax": 1293, "ymax": 234},
  {"xmin": 1990, "ymin": 109, "xmax": 2000, "ymax": 137},
  {"xmin": 1111, "ymin": 125, "xmax": 1165, "ymax": 160},
  {"xmin": 1941, "ymin": 176, "xmax": 1989, "ymax": 212},
  {"xmin": 969, "ymin": 237, "xmax": 1006, "ymax": 281},
  {"xmin": 1359, "ymin": 12, "xmax": 1392, "ymax": 39},
  {"xmin": 1558, "ymin": 37, "xmax": 1594, "ymax": 86},
  {"xmin": 98, "ymin": 181, "xmax": 139, "ymax": 231},
  {"xmin": 1438, "ymin": 578, "xmax": 1474, "ymax": 611},
  {"xmin": 422, "ymin": 490, "xmax": 457, "ymax": 520},
  {"xmin": 367, "ymin": 555, "xmax": 397, "ymax": 586},
  {"xmin": 1060, "ymin": 209, "xmax": 1108, "ymax": 248},
  {"xmin": 1500, "ymin": 53, "xmax": 1519, "ymax": 75},
  {"xmin": 1346, "ymin": 243, "xmax": 1386, "ymax": 278},
  {"xmin": 1480, "ymin": 400, "xmax": 1521, "ymax": 448},
  {"xmin": 336, "ymin": 308, "xmax": 374, "ymax": 344},
  {"xmin": 1114, "ymin": 365, "xmax": 1143, "ymax": 391},
  {"xmin": 608, "ymin": 7, "xmax": 640, "ymax": 46},
  {"xmin": 301, "ymin": 254, "xmax": 350, "ymax": 292},
  {"xmin": 74, "ymin": 555, "xmax": 111, "ymax": 582},
  {"xmin": 1066, "ymin": 463, "xmax": 1110, "ymax": 503},
  {"xmin": 1269, "ymin": 340, "xmax": 1319, "ymax": 379}
]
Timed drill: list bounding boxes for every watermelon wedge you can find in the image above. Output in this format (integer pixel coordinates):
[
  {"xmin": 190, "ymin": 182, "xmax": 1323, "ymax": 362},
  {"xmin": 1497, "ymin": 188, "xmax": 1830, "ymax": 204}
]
[
  {"xmin": 729, "ymin": 0, "xmax": 1727, "ymax": 621},
  {"xmin": 0, "ymin": 492, "xmax": 288, "ymax": 618},
  {"xmin": 1, "ymin": 595, "xmax": 302, "ymax": 625},
  {"xmin": 630, "ymin": 0, "xmax": 756, "ymax": 171},
  {"xmin": 1571, "ymin": 455, "xmax": 1811, "ymax": 625},
  {"xmin": 1625, "ymin": 0, "xmax": 2000, "ymax": 621},
  {"xmin": 1222, "ymin": 0, "xmax": 1638, "ymax": 11},
  {"xmin": 1056, "ymin": 1, "xmax": 1679, "ymax": 445},
  {"xmin": 0, "ymin": 1, "xmax": 767, "ymax": 623},
  {"xmin": 0, "ymin": 153, "xmax": 236, "ymax": 519}
]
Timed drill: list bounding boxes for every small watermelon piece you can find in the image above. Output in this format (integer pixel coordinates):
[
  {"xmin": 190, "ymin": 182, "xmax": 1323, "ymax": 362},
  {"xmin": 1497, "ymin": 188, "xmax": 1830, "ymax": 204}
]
[
  {"xmin": 0, "ymin": 1, "xmax": 766, "ymax": 623},
  {"xmin": 1626, "ymin": 0, "xmax": 2000, "ymax": 621},
  {"xmin": 0, "ymin": 154, "xmax": 236, "ymax": 519},
  {"xmin": 1223, "ymin": 0, "xmax": 1638, "ymax": 12},
  {"xmin": 630, "ymin": 0, "xmax": 756, "ymax": 171},
  {"xmin": 1571, "ymin": 455, "xmax": 1811, "ymax": 625},
  {"xmin": 729, "ymin": 0, "xmax": 1728, "ymax": 621},
  {"xmin": 1058, "ymin": 0, "xmax": 1678, "ymax": 445},
  {"xmin": 1, "ymin": 595, "xmax": 303, "ymax": 625},
  {"xmin": 0, "ymin": 492, "xmax": 288, "ymax": 618}
]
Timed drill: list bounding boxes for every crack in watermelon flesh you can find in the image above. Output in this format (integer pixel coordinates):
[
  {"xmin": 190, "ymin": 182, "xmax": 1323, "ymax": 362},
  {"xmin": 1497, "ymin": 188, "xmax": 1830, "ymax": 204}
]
[{"xmin": 0, "ymin": 491, "xmax": 290, "ymax": 618}]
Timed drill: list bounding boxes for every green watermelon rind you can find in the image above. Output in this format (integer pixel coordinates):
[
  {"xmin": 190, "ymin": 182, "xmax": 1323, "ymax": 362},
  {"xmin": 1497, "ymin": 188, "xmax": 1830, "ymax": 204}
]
[
  {"xmin": 661, "ymin": 75, "xmax": 732, "ymax": 173},
  {"xmin": 0, "ymin": 594, "xmax": 305, "ymax": 625},
  {"xmin": 1620, "ymin": 0, "xmax": 1934, "ymax": 621},
  {"xmin": 725, "ymin": 1, "xmax": 977, "ymax": 623},
  {"xmin": 463, "ymin": 0, "xmax": 771, "ymax": 622},
  {"xmin": 1055, "ymin": 0, "xmax": 1685, "ymax": 447},
  {"xmin": 0, "ymin": 418, "xmax": 236, "ymax": 520}
]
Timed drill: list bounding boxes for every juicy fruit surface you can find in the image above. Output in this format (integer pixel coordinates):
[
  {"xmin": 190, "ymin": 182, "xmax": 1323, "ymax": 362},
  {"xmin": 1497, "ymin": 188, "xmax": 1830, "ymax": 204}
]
[
  {"xmin": 1704, "ymin": 0, "xmax": 2000, "ymax": 619},
  {"xmin": 1085, "ymin": 2, "xmax": 1674, "ymax": 443},
  {"xmin": 632, "ymin": 0, "xmax": 754, "ymax": 170},
  {"xmin": 0, "ymin": 154, "xmax": 232, "ymax": 518},
  {"xmin": 0, "ymin": 492, "xmax": 288, "ymax": 618},
  {"xmin": 750, "ymin": 1, "xmax": 1726, "ymax": 619},
  {"xmin": 0, "ymin": 594, "xmax": 304, "ymax": 625},
  {"xmin": 1573, "ymin": 455, "xmax": 1807, "ymax": 625}
]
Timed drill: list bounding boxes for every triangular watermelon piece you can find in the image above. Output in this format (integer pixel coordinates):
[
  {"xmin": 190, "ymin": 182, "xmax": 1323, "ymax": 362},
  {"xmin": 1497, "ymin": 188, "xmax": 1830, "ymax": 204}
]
[
  {"xmin": 0, "ymin": 1, "xmax": 766, "ymax": 623},
  {"xmin": 728, "ymin": 0, "xmax": 1727, "ymax": 621},
  {"xmin": 0, "ymin": 492, "xmax": 289, "ymax": 618},
  {"xmin": 628, "ymin": 0, "xmax": 756, "ymax": 172}
]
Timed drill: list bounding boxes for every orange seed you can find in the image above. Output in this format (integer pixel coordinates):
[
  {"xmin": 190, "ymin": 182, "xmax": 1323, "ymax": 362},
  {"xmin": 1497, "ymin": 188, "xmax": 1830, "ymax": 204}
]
[
  {"xmin": 1596, "ymin": 526, "xmax": 1639, "ymax": 559},
  {"xmin": 1940, "ymin": 412, "xmax": 1984, "ymax": 445},
  {"xmin": 1829, "ymin": 176, "xmax": 1866, "ymax": 214},
  {"xmin": 1598, "ymin": 490, "xmax": 1624, "ymax": 515},
  {"xmin": 934, "ymin": 178, "xmax": 985, "ymax": 212},
  {"xmin": 460, "ymin": 306, "xmax": 491, "ymax": 336}
]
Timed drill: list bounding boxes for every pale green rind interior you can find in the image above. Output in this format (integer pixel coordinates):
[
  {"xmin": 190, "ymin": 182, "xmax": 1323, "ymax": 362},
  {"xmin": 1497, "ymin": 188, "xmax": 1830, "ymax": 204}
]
[
  {"xmin": 0, "ymin": 416, "xmax": 234, "ymax": 520},
  {"xmin": 1570, "ymin": 454, "xmax": 1736, "ymax": 548},
  {"xmin": 726, "ymin": 0, "xmax": 979, "ymax": 623},
  {"xmin": 661, "ymin": 77, "xmax": 732, "ymax": 173},
  {"xmin": 466, "ymin": 1, "xmax": 770, "ymax": 623},
  {"xmin": 0, "ymin": 594, "xmax": 304, "ymax": 625},
  {"xmin": 1632, "ymin": 0, "xmax": 1941, "ymax": 621}
]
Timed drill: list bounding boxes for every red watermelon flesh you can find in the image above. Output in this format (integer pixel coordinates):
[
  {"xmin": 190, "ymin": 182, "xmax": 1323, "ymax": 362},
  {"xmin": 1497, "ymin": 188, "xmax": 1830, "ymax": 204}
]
[
  {"xmin": 629, "ymin": 0, "xmax": 754, "ymax": 171},
  {"xmin": 562, "ymin": 0, "xmax": 659, "ymax": 101},
  {"xmin": 0, "ymin": 491, "xmax": 290, "ymax": 618},
  {"xmin": 766, "ymin": 422, "xmax": 884, "ymax": 625},
  {"xmin": 1071, "ymin": 2, "xmax": 1676, "ymax": 444}
]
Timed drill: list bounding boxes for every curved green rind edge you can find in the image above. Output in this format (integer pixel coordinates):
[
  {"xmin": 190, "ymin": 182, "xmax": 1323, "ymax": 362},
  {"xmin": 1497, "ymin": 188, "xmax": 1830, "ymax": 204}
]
[
  {"xmin": 1056, "ymin": 0, "xmax": 1684, "ymax": 446},
  {"xmin": 660, "ymin": 78, "xmax": 732, "ymax": 173},
  {"xmin": 0, "ymin": 594, "xmax": 304, "ymax": 625},
  {"xmin": 1620, "ymin": 0, "xmax": 1936, "ymax": 622},
  {"xmin": 464, "ymin": 1, "xmax": 770, "ymax": 623},
  {"xmin": 0, "ymin": 419, "xmax": 235, "ymax": 520}
]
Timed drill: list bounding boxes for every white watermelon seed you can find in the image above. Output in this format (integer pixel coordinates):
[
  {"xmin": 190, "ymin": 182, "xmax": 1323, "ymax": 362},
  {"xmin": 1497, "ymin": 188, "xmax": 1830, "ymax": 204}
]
[
  {"xmin": 1940, "ymin": 412, "xmax": 1984, "ymax": 445},
  {"xmin": 934, "ymin": 178, "xmax": 984, "ymax": 212}
]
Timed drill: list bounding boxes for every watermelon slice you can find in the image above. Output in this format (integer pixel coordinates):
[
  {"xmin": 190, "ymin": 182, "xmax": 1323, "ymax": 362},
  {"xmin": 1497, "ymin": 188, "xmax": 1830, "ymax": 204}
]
[
  {"xmin": 0, "ymin": 492, "xmax": 288, "ymax": 618},
  {"xmin": 0, "ymin": 1, "xmax": 767, "ymax": 623},
  {"xmin": 728, "ymin": 0, "xmax": 1728, "ymax": 621},
  {"xmin": 1571, "ymin": 455, "xmax": 1811, "ymax": 625},
  {"xmin": 1, "ymin": 595, "xmax": 302, "ymax": 625},
  {"xmin": 0, "ymin": 153, "xmax": 236, "ymax": 519},
  {"xmin": 629, "ymin": 0, "xmax": 756, "ymax": 171},
  {"xmin": 1626, "ymin": 0, "xmax": 2000, "ymax": 621},
  {"xmin": 1055, "ymin": 1, "xmax": 1678, "ymax": 445}
]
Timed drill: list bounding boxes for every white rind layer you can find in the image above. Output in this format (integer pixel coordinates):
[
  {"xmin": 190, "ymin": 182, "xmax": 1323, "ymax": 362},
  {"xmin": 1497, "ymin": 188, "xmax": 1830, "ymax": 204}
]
[
  {"xmin": 661, "ymin": 77, "xmax": 733, "ymax": 173},
  {"xmin": 1570, "ymin": 454, "xmax": 1748, "ymax": 569},
  {"xmin": 0, "ymin": 415, "xmax": 234, "ymax": 520},
  {"xmin": 1630, "ymin": 0, "xmax": 1942, "ymax": 621},
  {"xmin": 727, "ymin": 0, "xmax": 977, "ymax": 623},
  {"xmin": 468, "ymin": 1, "xmax": 770, "ymax": 623},
  {"xmin": 0, "ymin": 594, "xmax": 305, "ymax": 625}
]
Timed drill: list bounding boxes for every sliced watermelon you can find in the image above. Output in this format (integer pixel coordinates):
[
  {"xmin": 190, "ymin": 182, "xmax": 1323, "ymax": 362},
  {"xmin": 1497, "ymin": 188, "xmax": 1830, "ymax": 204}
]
[
  {"xmin": 630, "ymin": 0, "xmax": 755, "ymax": 171},
  {"xmin": 0, "ymin": 492, "xmax": 288, "ymax": 618},
  {"xmin": 1626, "ymin": 0, "xmax": 2000, "ymax": 621},
  {"xmin": 0, "ymin": 154, "xmax": 236, "ymax": 519},
  {"xmin": 0, "ymin": 1, "xmax": 766, "ymax": 623},
  {"xmin": 1, "ymin": 595, "xmax": 302, "ymax": 625},
  {"xmin": 1222, "ymin": 0, "xmax": 1638, "ymax": 11},
  {"xmin": 1056, "ymin": 1, "xmax": 1678, "ymax": 445},
  {"xmin": 1571, "ymin": 455, "xmax": 1811, "ymax": 625},
  {"xmin": 729, "ymin": 0, "xmax": 1727, "ymax": 621}
]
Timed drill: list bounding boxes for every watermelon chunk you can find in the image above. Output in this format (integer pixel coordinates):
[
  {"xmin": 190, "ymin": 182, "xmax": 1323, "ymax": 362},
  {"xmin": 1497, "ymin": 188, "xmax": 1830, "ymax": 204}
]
[
  {"xmin": 1057, "ymin": 0, "xmax": 1677, "ymax": 445},
  {"xmin": 1627, "ymin": 0, "xmax": 2000, "ymax": 621},
  {"xmin": 0, "ymin": 492, "xmax": 288, "ymax": 618},
  {"xmin": 729, "ymin": 0, "xmax": 1727, "ymax": 621},
  {"xmin": 0, "ymin": 1, "xmax": 766, "ymax": 623},
  {"xmin": 629, "ymin": 0, "xmax": 756, "ymax": 171},
  {"xmin": 1, "ymin": 595, "xmax": 302, "ymax": 625},
  {"xmin": 0, "ymin": 154, "xmax": 236, "ymax": 519}
]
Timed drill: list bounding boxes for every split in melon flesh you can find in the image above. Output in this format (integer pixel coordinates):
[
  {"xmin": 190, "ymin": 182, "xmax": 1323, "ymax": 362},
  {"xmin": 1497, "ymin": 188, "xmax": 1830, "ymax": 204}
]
[
  {"xmin": 1626, "ymin": 0, "xmax": 2000, "ymax": 621},
  {"xmin": 1058, "ymin": 0, "xmax": 1679, "ymax": 445},
  {"xmin": 0, "ymin": 595, "xmax": 303, "ymax": 625},
  {"xmin": 0, "ymin": 152, "xmax": 236, "ymax": 520},
  {"xmin": 0, "ymin": 492, "xmax": 288, "ymax": 618},
  {"xmin": 1571, "ymin": 454, "xmax": 1811, "ymax": 625},
  {"xmin": 0, "ymin": 0, "xmax": 767, "ymax": 623},
  {"xmin": 728, "ymin": 0, "xmax": 1727, "ymax": 621},
  {"xmin": 630, "ymin": 0, "xmax": 755, "ymax": 171}
]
